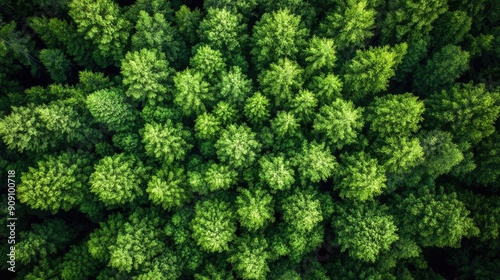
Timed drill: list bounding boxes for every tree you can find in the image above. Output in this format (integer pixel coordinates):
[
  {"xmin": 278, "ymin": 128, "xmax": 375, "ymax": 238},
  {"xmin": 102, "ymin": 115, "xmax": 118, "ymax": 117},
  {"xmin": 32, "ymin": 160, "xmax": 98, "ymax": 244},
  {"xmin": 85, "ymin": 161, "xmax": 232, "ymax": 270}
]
[
  {"xmin": 89, "ymin": 153, "xmax": 146, "ymax": 207},
  {"xmin": 416, "ymin": 130, "xmax": 464, "ymax": 179},
  {"xmin": 217, "ymin": 66, "xmax": 252, "ymax": 106},
  {"xmin": 173, "ymin": 68, "xmax": 211, "ymax": 116},
  {"xmin": 332, "ymin": 202, "xmax": 399, "ymax": 262},
  {"xmin": 134, "ymin": 250, "xmax": 182, "ymax": 280},
  {"xmin": 0, "ymin": 102, "xmax": 90, "ymax": 153},
  {"xmin": 336, "ymin": 151, "xmax": 387, "ymax": 201},
  {"xmin": 190, "ymin": 45, "xmax": 226, "ymax": 85},
  {"xmin": 198, "ymin": 8, "xmax": 247, "ymax": 65},
  {"xmin": 431, "ymin": 11, "xmax": 472, "ymax": 50},
  {"xmin": 259, "ymin": 155, "xmax": 295, "ymax": 192},
  {"xmin": 228, "ymin": 235, "xmax": 271, "ymax": 280},
  {"xmin": 39, "ymin": 48, "xmax": 71, "ymax": 83},
  {"xmin": 381, "ymin": 0, "xmax": 447, "ymax": 44},
  {"xmin": 174, "ymin": 5, "xmax": 202, "ymax": 45},
  {"xmin": 313, "ymin": 98, "xmax": 364, "ymax": 150},
  {"xmin": 141, "ymin": 120, "xmax": 192, "ymax": 164},
  {"xmin": 191, "ymin": 198, "xmax": 237, "ymax": 253},
  {"xmin": 18, "ymin": 152, "xmax": 92, "ymax": 213},
  {"xmin": 59, "ymin": 242, "xmax": 101, "ymax": 280},
  {"xmin": 131, "ymin": 11, "xmax": 187, "ymax": 69},
  {"xmin": 366, "ymin": 93, "xmax": 425, "ymax": 139},
  {"xmin": 307, "ymin": 73, "xmax": 343, "ymax": 105},
  {"xmin": 342, "ymin": 44, "xmax": 407, "ymax": 102},
  {"xmin": 16, "ymin": 219, "xmax": 73, "ymax": 265},
  {"xmin": 289, "ymin": 90, "xmax": 318, "ymax": 123},
  {"xmin": 236, "ymin": 187, "xmax": 275, "ymax": 231},
  {"xmin": 251, "ymin": 9, "xmax": 308, "ymax": 70},
  {"xmin": 194, "ymin": 112, "xmax": 221, "ymax": 140},
  {"xmin": 259, "ymin": 58, "xmax": 303, "ymax": 106},
  {"xmin": 271, "ymin": 111, "xmax": 300, "ymax": 139},
  {"xmin": 294, "ymin": 141, "xmax": 337, "ymax": 183},
  {"xmin": 86, "ymin": 88, "xmax": 137, "ymax": 132},
  {"xmin": 375, "ymin": 137, "xmax": 424, "ymax": 175},
  {"xmin": 397, "ymin": 188, "xmax": 479, "ymax": 248},
  {"xmin": 121, "ymin": 48, "xmax": 170, "ymax": 104},
  {"xmin": 282, "ymin": 189, "xmax": 324, "ymax": 233},
  {"xmin": 214, "ymin": 101, "xmax": 240, "ymax": 125},
  {"xmin": 147, "ymin": 166, "xmax": 191, "ymax": 210},
  {"xmin": 304, "ymin": 36, "xmax": 337, "ymax": 75},
  {"xmin": 215, "ymin": 124, "xmax": 261, "ymax": 169},
  {"xmin": 414, "ymin": 45, "xmax": 470, "ymax": 94},
  {"xmin": 318, "ymin": 0, "xmax": 376, "ymax": 51},
  {"xmin": 244, "ymin": 92, "xmax": 271, "ymax": 124},
  {"xmin": 424, "ymin": 83, "xmax": 500, "ymax": 146},
  {"xmin": 68, "ymin": 0, "xmax": 129, "ymax": 64},
  {"xmin": 204, "ymin": 163, "xmax": 237, "ymax": 192}
]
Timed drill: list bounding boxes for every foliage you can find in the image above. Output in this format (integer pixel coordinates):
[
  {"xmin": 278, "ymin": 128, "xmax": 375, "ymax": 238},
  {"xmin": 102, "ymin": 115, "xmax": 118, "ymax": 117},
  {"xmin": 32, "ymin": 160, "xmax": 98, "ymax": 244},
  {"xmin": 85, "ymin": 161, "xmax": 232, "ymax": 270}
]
[{"xmin": 141, "ymin": 120, "xmax": 192, "ymax": 164}]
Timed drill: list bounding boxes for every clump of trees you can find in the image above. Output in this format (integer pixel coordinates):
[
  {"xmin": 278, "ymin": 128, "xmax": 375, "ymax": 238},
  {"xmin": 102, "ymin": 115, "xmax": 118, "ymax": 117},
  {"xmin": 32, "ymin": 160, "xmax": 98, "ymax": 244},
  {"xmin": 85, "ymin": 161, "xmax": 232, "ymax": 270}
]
[{"xmin": 1, "ymin": 0, "xmax": 500, "ymax": 279}]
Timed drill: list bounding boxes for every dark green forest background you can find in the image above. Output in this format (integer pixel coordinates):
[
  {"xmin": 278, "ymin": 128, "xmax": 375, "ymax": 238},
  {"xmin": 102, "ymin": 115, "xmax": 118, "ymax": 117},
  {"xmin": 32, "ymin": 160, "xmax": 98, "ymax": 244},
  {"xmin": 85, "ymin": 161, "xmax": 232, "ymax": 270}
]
[{"xmin": 1, "ymin": 0, "xmax": 499, "ymax": 279}]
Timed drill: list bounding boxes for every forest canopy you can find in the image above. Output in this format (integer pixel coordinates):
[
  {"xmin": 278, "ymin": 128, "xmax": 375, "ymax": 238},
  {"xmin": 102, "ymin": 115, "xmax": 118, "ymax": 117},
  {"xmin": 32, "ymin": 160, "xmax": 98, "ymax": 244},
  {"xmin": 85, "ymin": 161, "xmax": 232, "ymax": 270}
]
[{"xmin": 1, "ymin": 0, "xmax": 500, "ymax": 279}]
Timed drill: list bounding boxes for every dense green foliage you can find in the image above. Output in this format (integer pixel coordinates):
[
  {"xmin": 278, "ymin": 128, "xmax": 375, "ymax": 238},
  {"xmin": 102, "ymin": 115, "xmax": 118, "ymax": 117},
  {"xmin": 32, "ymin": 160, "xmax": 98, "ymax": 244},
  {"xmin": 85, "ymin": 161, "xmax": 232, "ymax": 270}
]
[{"xmin": 1, "ymin": 0, "xmax": 500, "ymax": 279}]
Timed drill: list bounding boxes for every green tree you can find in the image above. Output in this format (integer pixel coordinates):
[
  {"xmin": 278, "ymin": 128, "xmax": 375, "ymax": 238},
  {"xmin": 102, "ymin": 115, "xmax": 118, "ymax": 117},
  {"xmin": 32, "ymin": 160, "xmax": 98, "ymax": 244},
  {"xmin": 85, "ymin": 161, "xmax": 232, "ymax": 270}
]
[
  {"xmin": 424, "ymin": 83, "xmax": 500, "ymax": 146},
  {"xmin": 397, "ymin": 188, "xmax": 479, "ymax": 248},
  {"xmin": 294, "ymin": 141, "xmax": 337, "ymax": 183},
  {"xmin": 342, "ymin": 44, "xmax": 407, "ymax": 102},
  {"xmin": 190, "ymin": 45, "xmax": 226, "ymax": 85},
  {"xmin": 366, "ymin": 93, "xmax": 425, "ymax": 139},
  {"xmin": 215, "ymin": 124, "xmax": 261, "ymax": 169},
  {"xmin": 313, "ymin": 98, "xmax": 364, "ymax": 150},
  {"xmin": 131, "ymin": 11, "xmax": 187, "ymax": 69},
  {"xmin": 39, "ymin": 48, "xmax": 71, "ymax": 83},
  {"xmin": 271, "ymin": 111, "xmax": 300, "ymax": 139},
  {"xmin": 382, "ymin": 0, "xmax": 447, "ymax": 44},
  {"xmin": 259, "ymin": 58, "xmax": 303, "ymax": 106},
  {"xmin": 18, "ymin": 152, "xmax": 92, "ymax": 213},
  {"xmin": 244, "ymin": 92, "xmax": 271, "ymax": 124},
  {"xmin": 217, "ymin": 66, "xmax": 252, "ymax": 106},
  {"xmin": 59, "ymin": 242, "xmax": 100, "ymax": 280},
  {"xmin": 198, "ymin": 8, "xmax": 247, "ymax": 66},
  {"xmin": 204, "ymin": 163, "xmax": 237, "ymax": 192},
  {"xmin": 0, "ymin": 102, "xmax": 90, "ymax": 153},
  {"xmin": 414, "ymin": 45, "xmax": 470, "ymax": 94},
  {"xmin": 68, "ymin": 0, "xmax": 129, "ymax": 64},
  {"xmin": 141, "ymin": 120, "xmax": 192, "ymax": 164},
  {"xmin": 431, "ymin": 11, "xmax": 472, "ymax": 50},
  {"xmin": 147, "ymin": 166, "xmax": 191, "ymax": 210},
  {"xmin": 191, "ymin": 198, "xmax": 237, "ymax": 253},
  {"xmin": 121, "ymin": 48, "xmax": 170, "ymax": 104},
  {"xmin": 86, "ymin": 88, "xmax": 137, "ymax": 132},
  {"xmin": 307, "ymin": 73, "xmax": 343, "ymax": 105},
  {"xmin": 336, "ymin": 151, "xmax": 387, "ymax": 201},
  {"xmin": 282, "ymin": 189, "xmax": 324, "ymax": 233},
  {"xmin": 89, "ymin": 153, "xmax": 146, "ymax": 207},
  {"xmin": 333, "ymin": 202, "xmax": 399, "ymax": 262},
  {"xmin": 251, "ymin": 9, "xmax": 308, "ymax": 70},
  {"xmin": 194, "ymin": 112, "xmax": 221, "ymax": 140},
  {"xmin": 16, "ymin": 219, "xmax": 73, "ymax": 265},
  {"xmin": 375, "ymin": 137, "xmax": 424, "ymax": 174},
  {"xmin": 318, "ymin": 0, "xmax": 376, "ymax": 51},
  {"xmin": 173, "ymin": 68, "xmax": 211, "ymax": 116},
  {"xmin": 236, "ymin": 187, "xmax": 275, "ymax": 231},
  {"xmin": 214, "ymin": 101, "xmax": 240, "ymax": 125},
  {"xmin": 259, "ymin": 155, "xmax": 295, "ymax": 192},
  {"xmin": 289, "ymin": 90, "xmax": 318, "ymax": 123},
  {"xmin": 303, "ymin": 36, "xmax": 336, "ymax": 75},
  {"xmin": 174, "ymin": 5, "xmax": 202, "ymax": 45},
  {"xmin": 228, "ymin": 235, "xmax": 271, "ymax": 280}
]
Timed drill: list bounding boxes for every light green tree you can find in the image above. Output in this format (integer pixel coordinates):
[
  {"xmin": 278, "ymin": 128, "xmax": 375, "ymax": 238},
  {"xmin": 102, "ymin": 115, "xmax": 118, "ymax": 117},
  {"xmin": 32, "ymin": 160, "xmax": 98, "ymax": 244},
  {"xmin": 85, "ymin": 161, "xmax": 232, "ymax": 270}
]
[
  {"xmin": 294, "ymin": 141, "xmax": 337, "ymax": 183},
  {"xmin": 333, "ymin": 202, "xmax": 399, "ymax": 262},
  {"xmin": 147, "ymin": 166, "xmax": 191, "ymax": 210},
  {"xmin": 173, "ymin": 68, "xmax": 212, "ymax": 116},
  {"xmin": 191, "ymin": 198, "xmax": 237, "ymax": 253},
  {"xmin": 215, "ymin": 124, "xmax": 261, "ymax": 168},
  {"xmin": 18, "ymin": 152, "xmax": 92, "ymax": 213},
  {"xmin": 89, "ymin": 153, "xmax": 146, "ymax": 207},
  {"xmin": 259, "ymin": 155, "xmax": 295, "ymax": 192},
  {"xmin": 244, "ymin": 92, "xmax": 271, "ymax": 124},
  {"xmin": 251, "ymin": 9, "xmax": 308, "ymax": 70},
  {"xmin": 259, "ymin": 58, "xmax": 303, "ymax": 106},
  {"xmin": 141, "ymin": 120, "xmax": 192, "ymax": 164},
  {"xmin": 86, "ymin": 88, "xmax": 137, "ymax": 132},
  {"xmin": 228, "ymin": 235, "xmax": 271, "ymax": 280},
  {"xmin": 236, "ymin": 187, "xmax": 275, "ymax": 231},
  {"xmin": 313, "ymin": 98, "xmax": 364, "ymax": 150},
  {"xmin": 121, "ymin": 48, "xmax": 170, "ymax": 104},
  {"xmin": 336, "ymin": 151, "xmax": 387, "ymax": 201}
]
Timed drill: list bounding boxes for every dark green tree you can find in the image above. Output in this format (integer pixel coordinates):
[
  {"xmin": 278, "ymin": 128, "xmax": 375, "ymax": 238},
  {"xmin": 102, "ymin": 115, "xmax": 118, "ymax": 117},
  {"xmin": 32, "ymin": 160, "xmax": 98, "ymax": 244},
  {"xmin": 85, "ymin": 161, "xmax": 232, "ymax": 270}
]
[{"xmin": 39, "ymin": 48, "xmax": 71, "ymax": 83}]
